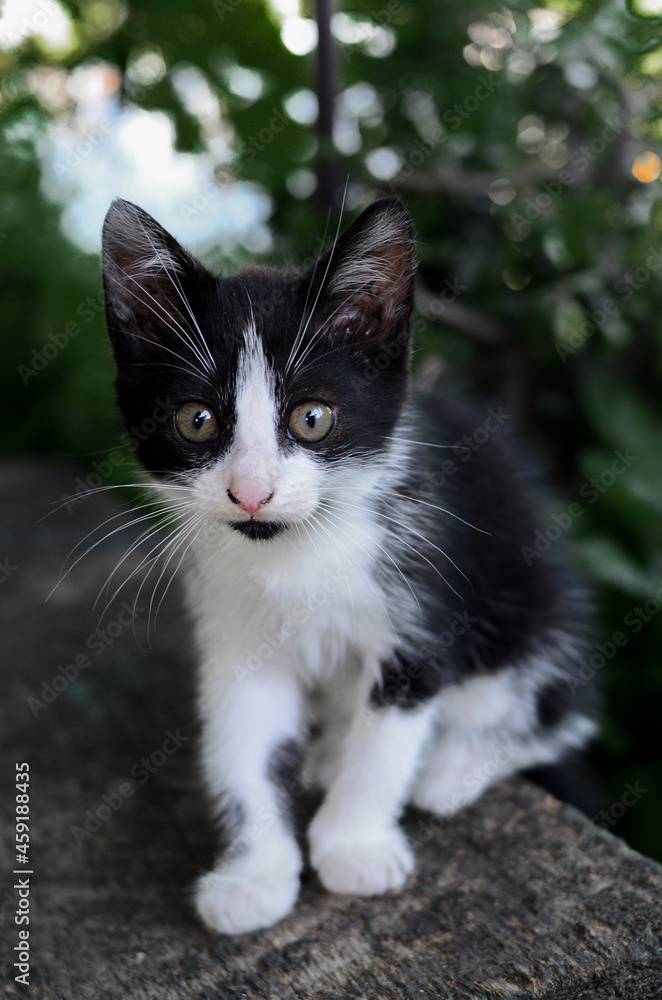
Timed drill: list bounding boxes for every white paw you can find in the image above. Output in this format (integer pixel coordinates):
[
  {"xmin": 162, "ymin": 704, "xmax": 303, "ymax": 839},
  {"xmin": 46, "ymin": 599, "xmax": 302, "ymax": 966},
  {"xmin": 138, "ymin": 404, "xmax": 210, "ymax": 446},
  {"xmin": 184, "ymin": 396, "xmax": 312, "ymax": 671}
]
[
  {"xmin": 195, "ymin": 845, "xmax": 301, "ymax": 934},
  {"xmin": 311, "ymin": 827, "xmax": 414, "ymax": 896}
]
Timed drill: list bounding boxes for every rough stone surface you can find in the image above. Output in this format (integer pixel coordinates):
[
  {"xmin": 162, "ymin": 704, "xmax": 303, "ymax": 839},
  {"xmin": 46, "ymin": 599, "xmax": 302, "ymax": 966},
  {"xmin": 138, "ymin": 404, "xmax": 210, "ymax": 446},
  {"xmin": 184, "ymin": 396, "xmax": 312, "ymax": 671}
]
[{"xmin": 1, "ymin": 460, "xmax": 661, "ymax": 999}]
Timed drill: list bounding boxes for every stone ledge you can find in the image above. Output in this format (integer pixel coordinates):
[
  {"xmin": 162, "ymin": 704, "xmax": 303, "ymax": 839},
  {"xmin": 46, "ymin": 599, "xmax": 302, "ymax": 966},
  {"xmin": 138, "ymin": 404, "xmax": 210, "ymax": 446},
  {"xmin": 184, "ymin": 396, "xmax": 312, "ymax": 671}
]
[{"xmin": 1, "ymin": 461, "xmax": 661, "ymax": 1000}]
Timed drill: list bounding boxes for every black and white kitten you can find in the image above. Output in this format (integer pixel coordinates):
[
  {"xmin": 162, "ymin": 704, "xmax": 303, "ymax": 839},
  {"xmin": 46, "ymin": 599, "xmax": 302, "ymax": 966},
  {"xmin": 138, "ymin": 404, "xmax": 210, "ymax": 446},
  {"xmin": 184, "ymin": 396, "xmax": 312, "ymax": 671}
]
[{"xmin": 101, "ymin": 196, "xmax": 595, "ymax": 935}]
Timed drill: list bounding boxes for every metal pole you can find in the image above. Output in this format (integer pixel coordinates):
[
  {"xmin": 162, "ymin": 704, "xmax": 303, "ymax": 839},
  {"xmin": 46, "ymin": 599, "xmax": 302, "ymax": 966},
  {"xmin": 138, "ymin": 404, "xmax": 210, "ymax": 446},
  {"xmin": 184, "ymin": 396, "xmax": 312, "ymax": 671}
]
[{"xmin": 315, "ymin": 0, "xmax": 338, "ymax": 213}]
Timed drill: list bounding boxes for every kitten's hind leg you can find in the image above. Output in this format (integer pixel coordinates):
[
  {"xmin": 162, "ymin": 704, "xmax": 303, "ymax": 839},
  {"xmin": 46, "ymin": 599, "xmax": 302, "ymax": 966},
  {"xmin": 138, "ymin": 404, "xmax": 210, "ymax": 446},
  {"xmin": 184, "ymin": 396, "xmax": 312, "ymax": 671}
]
[
  {"xmin": 412, "ymin": 668, "xmax": 597, "ymax": 816},
  {"xmin": 412, "ymin": 729, "xmax": 526, "ymax": 815},
  {"xmin": 195, "ymin": 660, "xmax": 304, "ymax": 934}
]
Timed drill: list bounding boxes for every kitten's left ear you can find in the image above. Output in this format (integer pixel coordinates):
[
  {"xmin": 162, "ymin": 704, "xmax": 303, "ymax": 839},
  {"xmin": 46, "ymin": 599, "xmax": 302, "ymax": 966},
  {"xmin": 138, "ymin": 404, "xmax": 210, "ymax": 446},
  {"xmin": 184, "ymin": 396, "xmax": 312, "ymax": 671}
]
[
  {"xmin": 102, "ymin": 199, "xmax": 208, "ymax": 363},
  {"xmin": 313, "ymin": 197, "xmax": 417, "ymax": 350}
]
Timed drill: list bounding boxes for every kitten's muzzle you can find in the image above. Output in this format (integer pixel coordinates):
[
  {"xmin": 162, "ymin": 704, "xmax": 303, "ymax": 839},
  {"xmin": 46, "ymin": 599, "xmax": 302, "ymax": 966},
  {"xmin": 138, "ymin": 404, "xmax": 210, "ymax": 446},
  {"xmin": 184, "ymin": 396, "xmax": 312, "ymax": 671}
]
[
  {"xmin": 227, "ymin": 487, "xmax": 284, "ymax": 540},
  {"xmin": 227, "ymin": 487, "xmax": 275, "ymax": 517}
]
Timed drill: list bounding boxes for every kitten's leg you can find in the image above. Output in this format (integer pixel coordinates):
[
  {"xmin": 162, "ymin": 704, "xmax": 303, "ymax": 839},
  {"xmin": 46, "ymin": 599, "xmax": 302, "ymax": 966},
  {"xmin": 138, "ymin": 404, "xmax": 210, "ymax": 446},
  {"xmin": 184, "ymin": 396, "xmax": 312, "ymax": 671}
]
[
  {"xmin": 412, "ymin": 669, "xmax": 597, "ymax": 816},
  {"xmin": 302, "ymin": 660, "xmax": 359, "ymax": 791},
  {"xmin": 412, "ymin": 729, "xmax": 527, "ymax": 815},
  {"xmin": 308, "ymin": 673, "xmax": 435, "ymax": 896},
  {"xmin": 195, "ymin": 660, "xmax": 303, "ymax": 934}
]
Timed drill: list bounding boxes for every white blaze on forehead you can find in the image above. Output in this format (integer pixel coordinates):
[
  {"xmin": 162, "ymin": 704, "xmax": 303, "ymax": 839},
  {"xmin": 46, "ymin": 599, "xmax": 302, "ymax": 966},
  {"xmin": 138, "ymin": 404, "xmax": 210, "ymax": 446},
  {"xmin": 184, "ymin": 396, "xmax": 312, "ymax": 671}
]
[{"xmin": 228, "ymin": 323, "xmax": 280, "ymax": 495}]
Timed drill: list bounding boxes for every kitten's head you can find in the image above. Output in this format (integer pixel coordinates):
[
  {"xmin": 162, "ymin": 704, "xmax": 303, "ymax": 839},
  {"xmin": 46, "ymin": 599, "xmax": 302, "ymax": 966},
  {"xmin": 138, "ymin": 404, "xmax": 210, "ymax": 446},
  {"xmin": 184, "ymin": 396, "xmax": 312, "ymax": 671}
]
[{"xmin": 102, "ymin": 197, "xmax": 416, "ymax": 542}]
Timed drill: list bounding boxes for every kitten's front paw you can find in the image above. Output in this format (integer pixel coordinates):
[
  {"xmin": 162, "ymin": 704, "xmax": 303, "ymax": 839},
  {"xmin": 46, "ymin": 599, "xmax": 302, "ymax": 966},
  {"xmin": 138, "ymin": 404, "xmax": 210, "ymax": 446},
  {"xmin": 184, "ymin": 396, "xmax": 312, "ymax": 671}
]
[
  {"xmin": 310, "ymin": 827, "xmax": 414, "ymax": 896},
  {"xmin": 195, "ymin": 849, "xmax": 300, "ymax": 934}
]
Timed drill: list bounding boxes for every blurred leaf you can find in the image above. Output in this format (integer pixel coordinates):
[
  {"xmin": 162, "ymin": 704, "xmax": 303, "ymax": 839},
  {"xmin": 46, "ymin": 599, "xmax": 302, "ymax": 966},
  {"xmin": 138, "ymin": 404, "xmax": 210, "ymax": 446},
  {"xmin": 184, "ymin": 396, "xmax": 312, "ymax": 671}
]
[
  {"xmin": 578, "ymin": 536, "xmax": 657, "ymax": 596},
  {"xmin": 577, "ymin": 363, "xmax": 662, "ymax": 463}
]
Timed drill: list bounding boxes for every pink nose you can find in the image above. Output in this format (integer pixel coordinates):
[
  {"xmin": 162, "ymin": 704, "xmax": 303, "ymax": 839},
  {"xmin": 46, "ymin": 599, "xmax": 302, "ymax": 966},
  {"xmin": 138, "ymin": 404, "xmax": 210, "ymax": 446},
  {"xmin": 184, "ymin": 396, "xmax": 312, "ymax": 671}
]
[{"xmin": 227, "ymin": 486, "xmax": 274, "ymax": 518}]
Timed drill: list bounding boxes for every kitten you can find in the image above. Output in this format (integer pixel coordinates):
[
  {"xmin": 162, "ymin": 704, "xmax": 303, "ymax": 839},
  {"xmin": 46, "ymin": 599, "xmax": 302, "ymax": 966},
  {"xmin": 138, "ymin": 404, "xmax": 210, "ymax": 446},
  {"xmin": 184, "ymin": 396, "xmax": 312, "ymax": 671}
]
[{"xmin": 101, "ymin": 196, "xmax": 596, "ymax": 935}]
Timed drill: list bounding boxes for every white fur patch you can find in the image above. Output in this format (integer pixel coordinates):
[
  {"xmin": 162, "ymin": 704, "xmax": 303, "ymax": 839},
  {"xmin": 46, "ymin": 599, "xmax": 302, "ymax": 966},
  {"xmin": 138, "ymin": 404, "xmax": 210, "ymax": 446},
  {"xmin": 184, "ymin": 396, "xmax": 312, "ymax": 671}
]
[
  {"xmin": 412, "ymin": 651, "xmax": 598, "ymax": 816},
  {"xmin": 195, "ymin": 832, "xmax": 301, "ymax": 934},
  {"xmin": 193, "ymin": 323, "xmax": 322, "ymax": 528}
]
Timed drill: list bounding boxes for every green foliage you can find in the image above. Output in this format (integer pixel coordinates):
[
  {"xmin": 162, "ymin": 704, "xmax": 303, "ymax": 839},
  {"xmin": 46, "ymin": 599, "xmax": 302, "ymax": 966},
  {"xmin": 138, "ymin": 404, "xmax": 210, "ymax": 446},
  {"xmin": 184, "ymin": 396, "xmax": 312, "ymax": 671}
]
[{"xmin": 1, "ymin": 0, "xmax": 661, "ymax": 857}]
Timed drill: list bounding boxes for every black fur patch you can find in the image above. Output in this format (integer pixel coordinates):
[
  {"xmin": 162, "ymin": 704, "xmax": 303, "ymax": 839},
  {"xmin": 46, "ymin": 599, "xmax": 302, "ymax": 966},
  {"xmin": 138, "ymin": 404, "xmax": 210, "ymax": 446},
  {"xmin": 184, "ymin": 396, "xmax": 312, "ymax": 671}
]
[
  {"xmin": 368, "ymin": 394, "xmax": 590, "ymax": 708},
  {"xmin": 231, "ymin": 521, "xmax": 286, "ymax": 541},
  {"xmin": 370, "ymin": 649, "xmax": 441, "ymax": 710},
  {"xmin": 536, "ymin": 678, "xmax": 573, "ymax": 729},
  {"xmin": 215, "ymin": 796, "xmax": 248, "ymax": 865},
  {"xmin": 267, "ymin": 739, "xmax": 304, "ymax": 827}
]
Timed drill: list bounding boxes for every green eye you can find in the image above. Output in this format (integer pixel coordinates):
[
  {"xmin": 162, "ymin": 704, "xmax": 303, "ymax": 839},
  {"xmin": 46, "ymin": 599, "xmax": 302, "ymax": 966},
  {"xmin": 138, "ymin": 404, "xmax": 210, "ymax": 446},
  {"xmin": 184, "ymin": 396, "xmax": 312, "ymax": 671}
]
[
  {"xmin": 288, "ymin": 402, "xmax": 334, "ymax": 443},
  {"xmin": 175, "ymin": 402, "xmax": 219, "ymax": 443}
]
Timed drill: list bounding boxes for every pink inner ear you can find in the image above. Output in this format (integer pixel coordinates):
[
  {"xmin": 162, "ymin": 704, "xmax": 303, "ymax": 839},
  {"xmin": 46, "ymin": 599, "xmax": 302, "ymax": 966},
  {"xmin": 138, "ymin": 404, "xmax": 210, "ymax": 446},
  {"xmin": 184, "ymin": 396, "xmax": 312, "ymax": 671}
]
[
  {"xmin": 323, "ymin": 296, "xmax": 393, "ymax": 349},
  {"xmin": 330, "ymin": 309, "xmax": 361, "ymax": 335}
]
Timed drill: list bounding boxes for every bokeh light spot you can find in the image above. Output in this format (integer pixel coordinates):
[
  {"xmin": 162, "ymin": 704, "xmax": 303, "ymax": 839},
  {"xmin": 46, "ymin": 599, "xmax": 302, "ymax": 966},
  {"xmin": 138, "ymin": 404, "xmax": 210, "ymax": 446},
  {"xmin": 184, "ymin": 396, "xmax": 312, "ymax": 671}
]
[{"xmin": 632, "ymin": 151, "xmax": 662, "ymax": 183}]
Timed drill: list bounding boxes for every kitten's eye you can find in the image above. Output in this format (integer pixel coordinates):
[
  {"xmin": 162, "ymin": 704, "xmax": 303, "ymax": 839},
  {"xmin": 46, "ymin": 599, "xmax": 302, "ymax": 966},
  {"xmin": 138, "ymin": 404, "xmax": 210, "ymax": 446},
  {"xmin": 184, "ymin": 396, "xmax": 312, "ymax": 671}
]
[
  {"xmin": 174, "ymin": 402, "xmax": 219, "ymax": 443},
  {"xmin": 288, "ymin": 402, "xmax": 334, "ymax": 443}
]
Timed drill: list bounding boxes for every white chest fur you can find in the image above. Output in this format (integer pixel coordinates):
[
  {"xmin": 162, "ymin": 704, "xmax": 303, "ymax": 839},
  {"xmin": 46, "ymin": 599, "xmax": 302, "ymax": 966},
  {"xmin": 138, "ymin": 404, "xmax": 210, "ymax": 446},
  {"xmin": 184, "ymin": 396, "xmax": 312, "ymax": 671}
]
[{"xmin": 187, "ymin": 508, "xmax": 405, "ymax": 689}]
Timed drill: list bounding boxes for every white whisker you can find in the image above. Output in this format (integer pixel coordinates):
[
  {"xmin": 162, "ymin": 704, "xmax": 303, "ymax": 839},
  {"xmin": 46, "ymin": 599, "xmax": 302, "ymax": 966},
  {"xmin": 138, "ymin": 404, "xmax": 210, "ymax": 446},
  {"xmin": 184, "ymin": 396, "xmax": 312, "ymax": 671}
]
[
  {"xmin": 112, "ymin": 261, "xmax": 214, "ymax": 384},
  {"xmin": 41, "ymin": 481, "xmax": 196, "ymax": 521},
  {"xmin": 320, "ymin": 484, "xmax": 490, "ymax": 535},
  {"xmin": 316, "ymin": 504, "xmax": 424, "ymax": 622},
  {"xmin": 286, "ymin": 182, "xmax": 348, "ymax": 374},
  {"xmin": 49, "ymin": 499, "xmax": 197, "ymax": 604},
  {"xmin": 385, "ymin": 435, "xmax": 470, "ymax": 455},
  {"xmin": 92, "ymin": 505, "xmax": 200, "ymax": 617},
  {"xmin": 134, "ymin": 215, "xmax": 217, "ymax": 375},
  {"xmin": 321, "ymin": 495, "xmax": 469, "ymax": 600},
  {"xmin": 312, "ymin": 507, "xmax": 401, "ymax": 644}
]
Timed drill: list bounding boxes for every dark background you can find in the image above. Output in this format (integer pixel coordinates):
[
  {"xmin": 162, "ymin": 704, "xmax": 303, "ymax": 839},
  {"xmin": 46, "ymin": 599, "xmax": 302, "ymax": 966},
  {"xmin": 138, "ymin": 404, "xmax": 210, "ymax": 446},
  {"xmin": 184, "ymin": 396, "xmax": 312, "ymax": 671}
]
[{"xmin": 1, "ymin": 0, "xmax": 661, "ymax": 861}]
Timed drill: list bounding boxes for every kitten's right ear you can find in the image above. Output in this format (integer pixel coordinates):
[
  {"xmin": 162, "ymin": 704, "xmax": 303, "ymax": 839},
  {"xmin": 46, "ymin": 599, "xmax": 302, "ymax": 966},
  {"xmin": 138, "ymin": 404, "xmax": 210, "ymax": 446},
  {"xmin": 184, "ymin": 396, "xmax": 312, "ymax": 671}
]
[
  {"xmin": 309, "ymin": 198, "xmax": 417, "ymax": 356},
  {"xmin": 102, "ymin": 199, "xmax": 206, "ymax": 362}
]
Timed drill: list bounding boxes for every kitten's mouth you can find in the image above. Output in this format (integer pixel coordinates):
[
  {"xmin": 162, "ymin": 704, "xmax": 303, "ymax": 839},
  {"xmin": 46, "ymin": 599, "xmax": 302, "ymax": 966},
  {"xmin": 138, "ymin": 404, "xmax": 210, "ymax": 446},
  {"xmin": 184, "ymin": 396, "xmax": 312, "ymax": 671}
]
[{"xmin": 231, "ymin": 520, "xmax": 286, "ymax": 541}]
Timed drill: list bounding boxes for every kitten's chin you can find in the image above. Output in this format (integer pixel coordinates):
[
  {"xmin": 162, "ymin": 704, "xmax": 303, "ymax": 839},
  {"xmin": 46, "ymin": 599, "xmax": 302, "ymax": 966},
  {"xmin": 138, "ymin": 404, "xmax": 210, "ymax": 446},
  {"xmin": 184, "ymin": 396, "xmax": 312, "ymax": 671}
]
[{"xmin": 230, "ymin": 520, "xmax": 287, "ymax": 541}]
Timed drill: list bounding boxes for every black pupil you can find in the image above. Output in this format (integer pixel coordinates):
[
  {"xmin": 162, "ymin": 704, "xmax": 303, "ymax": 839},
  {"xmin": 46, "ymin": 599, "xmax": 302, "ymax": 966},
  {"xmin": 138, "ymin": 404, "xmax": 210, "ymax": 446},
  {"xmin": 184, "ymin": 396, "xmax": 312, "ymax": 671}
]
[
  {"xmin": 305, "ymin": 410, "xmax": 316, "ymax": 428},
  {"xmin": 193, "ymin": 411, "xmax": 206, "ymax": 429}
]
